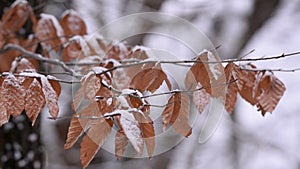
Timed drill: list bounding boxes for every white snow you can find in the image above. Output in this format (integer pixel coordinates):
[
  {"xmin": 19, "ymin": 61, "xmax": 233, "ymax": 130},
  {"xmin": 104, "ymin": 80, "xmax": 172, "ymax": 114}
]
[
  {"xmin": 12, "ymin": 0, "xmax": 28, "ymax": 7},
  {"xmin": 120, "ymin": 110, "xmax": 143, "ymax": 153},
  {"xmin": 40, "ymin": 13, "xmax": 64, "ymax": 39}
]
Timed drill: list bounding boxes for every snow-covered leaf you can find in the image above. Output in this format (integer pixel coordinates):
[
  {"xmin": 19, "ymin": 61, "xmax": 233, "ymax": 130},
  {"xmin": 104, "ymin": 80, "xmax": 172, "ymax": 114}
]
[
  {"xmin": 233, "ymin": 63, "xmax": 260, "ymax": 105},
  {"xmin": 60, "ymin": 9, "xmax": 87, "ymax": 36},
  {"xmin": 1, "ymin": 0, "xmax": 36, "ymax": 33},
  {"xmin": 119, "ymin": 111, "xmax": 144, "ymax": 154},
  {"xmin": 185, "ymin": 50, "xmax": 225, "ymax": 98},
  {"xmin": 40, "ymin": 75, "xmax": 59, "ymax": 119},
  {"xmin": 25, "ymin": 78, "xmax": 45, "ymax": 125},
  {"xmin": 115, "ymin": 129, "xmax": 129, "ymax": 159},
  {"xmin": 35, "ymin": 13, "xmax": 65, "ymax": 53},
  {"xmin": 192, "ymin": 83, "xmax": 210, "ymax": 113},
  {"xmin": 0, "ymin": 74, "xmax": 25, "ymax": 119}
]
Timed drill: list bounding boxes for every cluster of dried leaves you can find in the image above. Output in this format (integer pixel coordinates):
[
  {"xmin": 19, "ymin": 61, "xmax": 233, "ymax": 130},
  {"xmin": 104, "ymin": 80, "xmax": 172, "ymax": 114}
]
[
  {"xmin": 0, "ymin": 58, "xmax": 61, "ymax": 126},
  {"xmin": 0, "ymin": 1, "xmax": 287, "ymax": 169}
]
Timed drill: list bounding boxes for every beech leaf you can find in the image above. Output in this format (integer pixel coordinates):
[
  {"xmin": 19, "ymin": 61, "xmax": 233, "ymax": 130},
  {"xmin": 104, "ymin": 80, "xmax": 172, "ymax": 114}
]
[
  {"xmin": 162, "ymin": 92, "xmax": 192, "ymax": 137},
  {"xmin": 130, "ymin": 68, "xmax": 172, "ymax": 93},
  {"xmin": 185, "ymin": 50, "xmax": 225, "ymax": 98},
  {"xmin": 115, "ymin": 129, "xmax": 129, "ymax": 159},
  {"xmin": 257, "ymin": 73, "xmax": 286, "ymax": 115},
  {"xmin": 224, "ymin": 63, "xmax": 238, "ymax": 114},
  {"xmin": 65, "ymin": 101, "xmax": 100, "ymax": 149},
  {"xmin": 0, "ymin": 74, "xmax": 25, "ymax": 119},
  {"xmin": 192, "ymin": 83, "xmax": 210, "ymax": 113},
  {"xmin": 25, "ymin": 78, "xmax": 46, "ymax": 125},
  {"xmin": 60, "ymin": 10, "xmax": 87, "ymax": 37},
  {"xmin": 80, "ymin": 119, "xmax": 113, "ymax": 169},
  {"xmin": 40, "ymin": 75, "xmax": 59, "ymax": 119}
]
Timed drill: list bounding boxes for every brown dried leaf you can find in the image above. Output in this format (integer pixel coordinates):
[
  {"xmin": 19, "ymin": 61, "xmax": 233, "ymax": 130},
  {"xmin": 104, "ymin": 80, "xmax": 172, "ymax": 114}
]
[
  {"xmin": 257, "ymin": 73, "xmax": 286, "ymax": 115},
  {"xmin": 15, "ymin": 58, "xmax": 36, "ymax": 73},
  {"xmin": 0, "ymin": 106, "xmax": 8, "ymax": 127},
  {"xmin": 140, "ymin": 121, "xmax": 155, "ymax": 157},
  {"xmin": 72, "ymin": 87, "xmax": 84, "ymax": 111},
  {"xmin": 173, "ymin": 92, "xmax": 192, "ymax": 137},
  {"xmin": 35, "ymin": 14, "xmax": 65, "ymax": 53},
  {"xmin": 133, "ymin": 110, "xmax": 155, "ymax": 157},
  {"xmin": 1, "ymin": 0, "xmax": 36, "ymax": 33},
  {"xmin": 233, "ymin": 64, "xmax": 260, "ymax": 105},
  {"xmin": 105, "ymin": 43, "xmax": 130, "ymax": 60},
  {"xmin": 60, "ymin": 10, "xmax": 87, "ymax": 37},
  {"xmin": 185, "ymin": 51, "xmax": 225, "ymax": 98},
  {"xmin": 48, "ymin": 78, "xmax": 61, "ymax": 96},
  {"xmin": 62, "ymin": 37, "xmax": 84, "ymax": 62},
  {"xmin": 82, "ymin": 73, "xmax": 101, "ymax": 100},
  {"xmin": 115, "ymin": 129, "xmax": 129, "ymax": 159},
  {"xmin": 0, "ymin": 74, "xmax": 25, "ymax": 118},
  {"xmin": 130, "ymin": 68, "xmax": 171, "ymax": 93},
  {"xmin": 80, "ymin": 119, "xmax": 113, "ymax": 169},
  {"xmin": 0, "ymin": 21, "xmax": 7, "ymax": 48},
  {"xmin": 64, "ymin": 101, "xmax": 100, "ymax": 149},
  {"xmin": 162, "ymin": 92, "xmax": 192, "ymax": 137},
  {"xmin": 192, "ymin": 83, "xmax": 210, "ymax": 113},
  {"xmin": 162, "ymin": 93, "xmax": 180, "ymax": 131},
  {"xmin": 40, "ymin": 75, "xmax": 59, "ymax": 119},
  {"xmin": 0, "ymin": 38, "xmax": 21, "ymax": 72},
  {"xmin": 224, "ymin": 63, "xmax": 238, "ymax": 114},
  {"xmin": 127, "ymin": 46, "xmax": 149, "ymax": 60},
  {"xmin": 25, "ymin": 78, "xmax": 45, "ymax": 125}
]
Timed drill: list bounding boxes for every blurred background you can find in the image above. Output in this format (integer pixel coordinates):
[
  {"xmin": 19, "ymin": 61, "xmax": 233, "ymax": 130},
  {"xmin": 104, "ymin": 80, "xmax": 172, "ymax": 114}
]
[{"xmin": 1, "ymin": 0, "xmax": 300, "ymax": 168}]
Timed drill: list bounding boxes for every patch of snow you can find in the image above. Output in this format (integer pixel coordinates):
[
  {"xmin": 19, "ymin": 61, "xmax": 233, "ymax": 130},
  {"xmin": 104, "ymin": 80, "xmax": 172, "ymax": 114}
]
[
  {"xmin": 12, "ymin": 0, "xmax": 28, "ymax": 7},
  {"xmin": 40, "ymin": 13, "xmax": 64, "ymax": 39},
  {"xmin": 120, "ymin": 111, "xmax": 143, "ymax": 153},
  {"xmin": 106, "ymin": 98, "xmax": 112, "ymax": 106}
]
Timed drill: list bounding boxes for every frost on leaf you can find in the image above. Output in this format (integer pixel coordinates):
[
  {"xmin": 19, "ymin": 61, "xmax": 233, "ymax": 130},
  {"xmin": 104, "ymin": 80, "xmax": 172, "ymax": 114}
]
[
  {"xmin": 130, "ymin": 68, "xmax": 172, "ymax": 93},
  {"xmin": 80, "ymin": 119, "xmax": 113, "ymax": 169},
  {"xmin": 224, "ymin": 62, "xmax": 238, "ymax": 114},
  {"xmin": 192, "ymin": 83, "xmax": 210, "ymax": 113},
  {"xmin": 81, "ymin": 72, "xmax": 101, "ymax": 100},
  {"xmin": 233, "ymin": 63, "xmax": 260, "ymax": 105},
  {"xmin": 105, "ymin": 42, "xmax": 130, "ymax": 60},
  {"xmin": 35, "ymin": 13, "xmax": 65, "ymax": 54},
  {"xmin": 0, "ymin": 74, "xmax": 25, "ymax": 120},
  {"xmin": 25, "ymin": 78, "xmax": 46, "ymax": 125},
  {"xmin": 60, "ymin": 10, "xmax": 87, "ymax": 37},
  {"xmin": 115, "ymin": 129, "xmax": 129, "ymax": 159},
  {"xmin": 14, "ymin": 58, "xmax": 36, "ymax": 73},
  {"xmin": 40, "ymin": 75, "xmax": 59, "ymax": 119},
  {"xmin": 185, "ymin": 50, "xmax": 226, "ymax": 98},
  {"xmin": 119, "ymin": 111, "xmax": 144, "ymax": 154},
  {"xmin": 62, "ymin": 36, "xmax": 86, "ymax": 62},
  {"xmin": 162, "ymin": 92, "xmax": 192, "ymax": 137},
  {"xmin": 256, "ymin": 73, "xmax": 286, "ymax": 116}
]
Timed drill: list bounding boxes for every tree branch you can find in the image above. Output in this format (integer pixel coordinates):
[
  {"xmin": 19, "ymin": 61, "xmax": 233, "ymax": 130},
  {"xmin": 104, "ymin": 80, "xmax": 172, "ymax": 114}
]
[{"xmin": 1, "ymin": 44, "xmax": 81, "ymax": 78}]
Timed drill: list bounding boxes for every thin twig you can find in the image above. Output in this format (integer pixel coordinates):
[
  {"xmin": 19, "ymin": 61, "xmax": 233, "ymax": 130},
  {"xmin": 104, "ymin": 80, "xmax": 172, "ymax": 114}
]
[
  {"xmin": 1, "ymin": 44, "xmax": 81, "ymax": 78},
  {"xmin": 241, "ymin": 67, "xmax": 300, "ymax": 72},
  {"xmin": 0, "ymin": 73, "xmax": 80, "ymax": 84}
]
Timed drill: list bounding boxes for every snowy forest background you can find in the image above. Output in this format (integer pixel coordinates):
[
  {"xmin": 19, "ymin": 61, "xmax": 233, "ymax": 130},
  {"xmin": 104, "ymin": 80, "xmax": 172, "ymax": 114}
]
[{"xmin": 1, "ymin": 0, "xmax": 300, "ymax": 169}]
